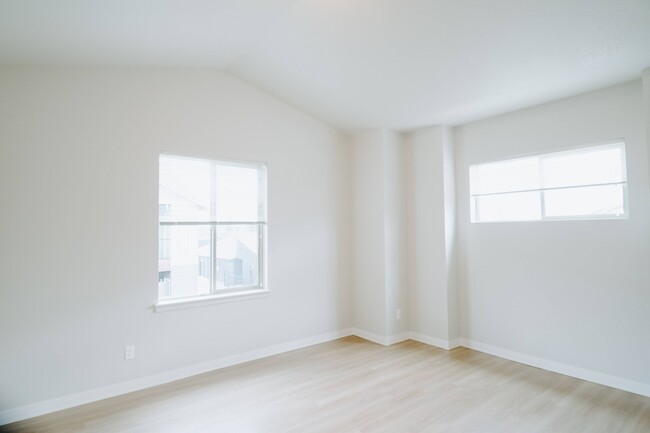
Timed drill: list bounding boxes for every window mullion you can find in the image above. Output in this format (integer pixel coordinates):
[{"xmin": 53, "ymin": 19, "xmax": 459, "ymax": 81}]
[
  {"xmin": 258, "ymin": 224, "xmax": 263, "ymax": 289},
  {"xmin": 469, "ymin": 181, "xmax": 626, "ymax": 198},
  {"xmin": 538, "ymin": 156, "xmax": 546, "ymax": 220},
  {"xmin": 210, "ymin": 162, "xmax": 218, "ymax": 294},
  {"xmin": 210, "ymin": 223, "xmax": 217, "ymax": 294}
]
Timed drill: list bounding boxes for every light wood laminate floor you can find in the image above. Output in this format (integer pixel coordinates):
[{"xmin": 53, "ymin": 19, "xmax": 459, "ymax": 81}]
[{"xmin": 5, "ymin": 336, "xmax": 650, "ymax": 433}]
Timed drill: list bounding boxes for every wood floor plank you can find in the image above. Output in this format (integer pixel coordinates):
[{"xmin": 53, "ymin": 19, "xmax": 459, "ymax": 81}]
[{"xmin": 4, "ymin": 337, "xmax": 650, "ymax": 433}]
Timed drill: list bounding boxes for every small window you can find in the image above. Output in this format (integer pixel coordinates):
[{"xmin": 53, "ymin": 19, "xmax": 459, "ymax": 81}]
[
  {"xmin": 470, "ymin": 142, "xmax": 628, "ymax": 223},
  {"xmin": 158, "ymin": 154, "xmax": 267, "ymax": 302}
]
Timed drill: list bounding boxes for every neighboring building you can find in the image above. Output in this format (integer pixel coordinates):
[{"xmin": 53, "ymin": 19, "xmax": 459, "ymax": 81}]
[{"xmin": 159, "ymin": 185, "xmax": 258, "ymax": 298}]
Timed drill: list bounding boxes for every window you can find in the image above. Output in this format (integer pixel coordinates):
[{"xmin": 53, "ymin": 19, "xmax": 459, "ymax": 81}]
[
  {"xmin": 158, "ymin": 154, "xmax": 267, "ymax": 303},
  {"xmin": 470, "ymin": 142, "xmax": 628, "ymax": 223}
]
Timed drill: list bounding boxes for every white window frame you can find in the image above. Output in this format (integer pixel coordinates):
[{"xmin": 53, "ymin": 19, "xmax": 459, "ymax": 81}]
[
  {"xmin": 470, "ymin": 141, "xmax": 629, "ymax": 223},
  {"xmin": 155, "ymin": 153, "xmax": 268, "ymax": 312}
]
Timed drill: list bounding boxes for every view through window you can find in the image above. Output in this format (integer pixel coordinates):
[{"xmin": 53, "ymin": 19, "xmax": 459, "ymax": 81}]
[
  {"xmin": 158, "ymin": 154, "xmax": 267, "ymax": 301},
  {"xmin": 470, "ymin": 142, "xmax": 628, "ymax": 223}
]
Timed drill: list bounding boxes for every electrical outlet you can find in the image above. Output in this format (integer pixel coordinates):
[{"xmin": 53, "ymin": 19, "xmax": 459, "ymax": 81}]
[
  {"xmin": 124, "ymin": 345, "xmax": 135, "ymax": 360},
  {"xmin": 396, "ymin": 309, "xmax": 402, "ymax": 320}
]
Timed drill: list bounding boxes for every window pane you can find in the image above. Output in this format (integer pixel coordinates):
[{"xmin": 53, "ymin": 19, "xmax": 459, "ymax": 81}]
[
  {"xmin": 544, "ymin": 184, "xmax": 625, "ymax": 217},
  {"xmin": 477, "ymin": 191, "xmax": 542, "ymax": 222},
  {"xmin": 542, "ymin": 146, "xmax": 624, "ymax": 188},
  {"xmin": 475, "ymin": 157, "xmax": 540, "ymax": 195},
  {"xmin": 216, "ymin": 225, "xmax": 260, "ymax": 289},
  {"xmin": 159, "ymin": 155, "xmax": 212, "ymax": 222},
  {"xmin": 215, "ymin": 164, "xmax": 266, "ymax": 222},
  {"xmin": 158, "ymin": 225, "xmax": 211, "ymax": 300}
]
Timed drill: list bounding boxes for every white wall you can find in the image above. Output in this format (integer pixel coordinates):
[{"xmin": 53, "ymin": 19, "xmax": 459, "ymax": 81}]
[
  {"xmin": 351, "ymin": 130, "xmax": 387, "ymax": 336},
  {"xmin": 454, "ymin": 80, "xmax": 650, "ymax": 385},
  {"xmin": 382, "ymin": 131, "xmax": 408, "ymax": 337},
  {"xmin": 441, "ymin": 126, "xmax": 459, "ymax": 341},
  {"xmin": 350, "ymin": 129, "xmax": 408, "ymax": 338},
  {"xmin": 406, "ymin": 126, "xmax": 458, "ymax": 343},
  {"xmin": 0, "ymin": 67, "xmax": 352, "ymax": 413},
  {"xmin": 644, "ymin": 68, "xmax": 650, "ymax": 180}
]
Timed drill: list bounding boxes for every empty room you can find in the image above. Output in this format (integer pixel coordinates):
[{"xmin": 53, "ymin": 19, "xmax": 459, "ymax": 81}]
[{"xmin": 1, "ymin": 1, "xmax": 649, "ymax": 432}]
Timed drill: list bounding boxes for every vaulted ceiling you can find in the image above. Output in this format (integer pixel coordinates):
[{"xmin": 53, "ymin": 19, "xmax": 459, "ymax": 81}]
[{"xmin": 1, "ymin": 0, "xmax": 649, "ymax": 131}]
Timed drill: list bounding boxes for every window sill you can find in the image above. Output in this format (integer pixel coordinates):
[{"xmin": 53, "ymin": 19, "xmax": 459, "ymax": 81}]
[
  {"xmin": 471, "ymin": 214, "xmax": 629, "ymax": 224},
  {"xmin": 154, "ymin": 289, "xmax": 270, "ymax": 313}
]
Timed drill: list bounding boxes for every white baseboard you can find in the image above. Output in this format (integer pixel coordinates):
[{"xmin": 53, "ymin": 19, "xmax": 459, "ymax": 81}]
[
  {"xmin": 351, "ymin": 329, "xmax": 455, "ymax": 350},
  {"xmin": 4, "ymin": 330, "xmax": 647, "ymax": 426},
  {"xmin": 352, "ymin": 331, "xmax": 650, "ymax": 398},
  {"xmin": 350, "ymin": 328, "xmax": 411, "ymax": 346},
  {"xmin": 409, "ymin": 332, "xmax": 456, "ymax": 350},
  {"xmin": 449, "ymin": 338, "xmax": 462, "ymax": 349},
  {"xmin": 458, "ymin": 338, "xmax": 650, "ymax": 398},
  {"xmin": 0, "ymin": 328, "xmax": 354, "ymax": 426},
  {"xmin": 386, "ymin": 332, "xmax": 411, "ymax": 345}
]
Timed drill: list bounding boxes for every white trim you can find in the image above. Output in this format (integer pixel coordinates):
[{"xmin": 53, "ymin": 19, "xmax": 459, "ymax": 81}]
[
  {"xmin": 350, "ymin": 328, "xmax": 390, "ymax": 346},
  {"xmin": 351, "ymin": 329, "xmax": 458, "ymax": 350},
  {"xmin": 408, "ymin": 332, "xmax": 455, "ymax": 350},
  {"xmin": 0, "ymin": 328, "xmax": 353, "ymax": 426},
  {"xmin": 5, "ymin": 330, "xmax": 648, "ymax": 425},
  {"xmin": 386, "ymin": 332, "xmax": 411, "ymax": 346},
  {"xmin": 352, "ymin": 332, "xmax": 650, "ymax": 397},
  {"xmin": 458, "ymin": 338, "xmax": 650, "ymax": 398},
  {"xmin": 154, "ymin": 289, "xmax": 270, "ymax": 312},
  {"xmin": 349, "ymin": 328, "xmax": 409, "ymax": 346},
  {"xmin": 449, "ymin": 338, "xmax": 462, "ymax": 349}
]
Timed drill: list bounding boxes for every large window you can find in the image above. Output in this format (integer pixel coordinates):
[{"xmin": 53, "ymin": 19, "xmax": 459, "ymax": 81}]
[
  {"xmin": 158, "ymin": 154, "xmax": 267, "ymax": 302},
  {"xmin": 470, "ymin": 142, "xmax": 628, "ymax": 223}
]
